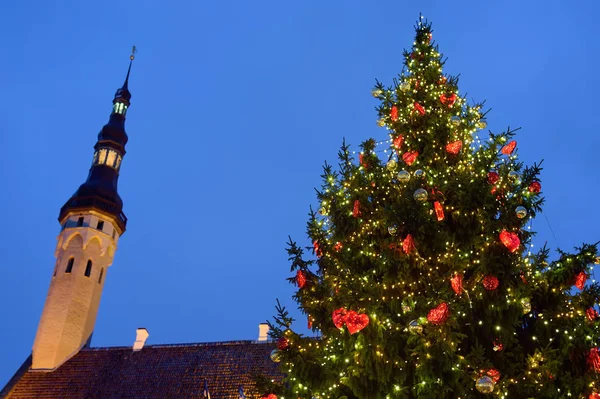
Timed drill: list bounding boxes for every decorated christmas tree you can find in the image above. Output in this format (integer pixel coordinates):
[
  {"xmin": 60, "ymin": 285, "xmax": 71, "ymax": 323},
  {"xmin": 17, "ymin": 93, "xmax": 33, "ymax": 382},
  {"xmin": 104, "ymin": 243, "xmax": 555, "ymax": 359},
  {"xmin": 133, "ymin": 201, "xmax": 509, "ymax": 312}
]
[{"xmin": 264, "ymin": 17, "xmax": 600, "ymax": 399}]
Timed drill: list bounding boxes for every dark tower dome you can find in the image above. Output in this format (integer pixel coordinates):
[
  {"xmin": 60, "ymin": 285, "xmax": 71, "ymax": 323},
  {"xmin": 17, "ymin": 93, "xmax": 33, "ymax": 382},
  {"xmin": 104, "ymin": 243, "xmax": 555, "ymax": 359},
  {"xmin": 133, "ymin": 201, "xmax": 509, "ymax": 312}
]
[{"xmin": 58, "ymin": 50, "xmax": 136, "ymax": 234}]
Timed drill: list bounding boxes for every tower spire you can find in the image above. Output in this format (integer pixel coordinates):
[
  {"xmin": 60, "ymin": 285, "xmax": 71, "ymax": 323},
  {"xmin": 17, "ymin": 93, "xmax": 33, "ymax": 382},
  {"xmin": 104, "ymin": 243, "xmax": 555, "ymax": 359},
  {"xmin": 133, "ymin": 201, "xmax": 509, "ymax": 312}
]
[{"xmin": 32, "ymin": 51, "xmax": 137, "ymax": 370}]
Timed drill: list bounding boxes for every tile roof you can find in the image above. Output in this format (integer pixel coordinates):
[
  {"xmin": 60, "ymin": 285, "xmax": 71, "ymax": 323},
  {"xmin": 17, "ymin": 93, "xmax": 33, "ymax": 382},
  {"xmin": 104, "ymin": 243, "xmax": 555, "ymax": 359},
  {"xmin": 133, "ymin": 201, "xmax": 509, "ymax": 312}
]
[{"xmin": 1, "ymin": 341, "xmax": 282, "ymax": 399}]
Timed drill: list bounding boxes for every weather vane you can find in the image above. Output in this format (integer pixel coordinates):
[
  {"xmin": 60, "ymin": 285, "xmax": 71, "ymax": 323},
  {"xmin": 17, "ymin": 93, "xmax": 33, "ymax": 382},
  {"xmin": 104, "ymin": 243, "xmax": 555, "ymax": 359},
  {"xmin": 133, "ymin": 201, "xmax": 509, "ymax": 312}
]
[{"xmin": 130, "ymin": 46, "xmax": 137, "ymax": 61}]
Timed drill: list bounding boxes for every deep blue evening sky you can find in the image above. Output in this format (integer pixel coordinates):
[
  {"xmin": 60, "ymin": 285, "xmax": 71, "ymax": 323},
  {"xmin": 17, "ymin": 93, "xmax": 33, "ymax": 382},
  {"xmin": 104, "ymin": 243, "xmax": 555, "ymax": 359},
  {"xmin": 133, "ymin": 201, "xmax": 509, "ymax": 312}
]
[{"xmin": 1, "ymin": 0, "xmax": 599, "ymax": 386}]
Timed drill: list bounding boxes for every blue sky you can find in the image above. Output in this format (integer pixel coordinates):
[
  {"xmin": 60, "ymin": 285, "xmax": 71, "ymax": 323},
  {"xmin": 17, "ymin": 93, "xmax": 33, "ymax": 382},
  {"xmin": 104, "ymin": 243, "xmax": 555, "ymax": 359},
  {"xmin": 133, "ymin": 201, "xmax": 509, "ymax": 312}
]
[{"xmin": 1, "ymin": 0, "xmax": 599, "ymax": 387}]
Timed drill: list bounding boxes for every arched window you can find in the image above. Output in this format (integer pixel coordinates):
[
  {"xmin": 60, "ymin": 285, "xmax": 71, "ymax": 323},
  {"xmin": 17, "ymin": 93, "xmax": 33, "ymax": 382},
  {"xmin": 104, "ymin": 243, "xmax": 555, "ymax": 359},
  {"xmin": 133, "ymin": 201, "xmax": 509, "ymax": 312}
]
[
  {"xmin": 85, "ymin": 260, "xmax": 93, "ymax": 277},
  {"xmin": 98, "ymin": 268, "xmax": 104, "ymax": 284},
  {"xmin": 65, "ymin": 258, "xmax": 74, "ymax": 273}
]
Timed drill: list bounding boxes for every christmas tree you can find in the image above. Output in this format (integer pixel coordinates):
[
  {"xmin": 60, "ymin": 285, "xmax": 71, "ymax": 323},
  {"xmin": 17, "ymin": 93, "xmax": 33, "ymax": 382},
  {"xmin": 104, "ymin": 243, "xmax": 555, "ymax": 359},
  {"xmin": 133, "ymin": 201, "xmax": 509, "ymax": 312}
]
[{"xmin": 265, "ymin": 16, "xmax": 600, "ymax": 399}]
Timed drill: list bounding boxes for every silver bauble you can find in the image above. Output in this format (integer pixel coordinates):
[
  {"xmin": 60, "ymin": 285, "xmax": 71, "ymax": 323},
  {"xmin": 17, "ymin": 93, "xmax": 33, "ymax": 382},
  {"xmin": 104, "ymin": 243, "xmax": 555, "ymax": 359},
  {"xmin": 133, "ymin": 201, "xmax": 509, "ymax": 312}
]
[
  {"xmin": 413, "ymin": 188, "xmax": 428, "ymax": 202},
  {"xmin": 372, "ymin": 88, "xmax": 383, "ymax": 97},
  {"xmin": 508, "ymin": 171, "xmax": 521, "ymax": 185},
  {"xmin": 475, "ymin": 376, "xmax": 495, "ymax": 394},
  {"xmin": 515, "ymin": 206, "xmax": 527, "ymax": 219},
  {"xmin": 414, "ymin": 169, "xmax": 425, "ymax": 179},
  {"xmin": 377, "ymin": 118, "xmax": 386, "ymax": 127},
  {"xmin": 398, "ymin": 170, "xmax": 410, "ymax": 183},
  {"xmin": 388, "ymin": 224, "xmax": 398, "ymax": 235},
  {"xmin": 408, "ymin": 320, "xmax": 423, "ymax": 335},
  {"xmin": 400, "ymin": 82, "xmax": 410, "ymax": 92},
  {"xmin": 270, "ymin": 349, "xmax": 281, "ymax": 363}
]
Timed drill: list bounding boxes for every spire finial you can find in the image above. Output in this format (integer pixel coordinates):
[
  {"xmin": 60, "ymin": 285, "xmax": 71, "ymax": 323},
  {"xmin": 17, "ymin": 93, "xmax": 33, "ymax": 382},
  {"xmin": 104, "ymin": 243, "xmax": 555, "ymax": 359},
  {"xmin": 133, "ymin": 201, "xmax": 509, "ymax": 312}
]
[
  {"xmin": 122, "ymin": 46, "xmax": 136, "ymax": 91},
  {"xmin": 130, "ymin": 45, "xmax": 136, "ymax": 61}
]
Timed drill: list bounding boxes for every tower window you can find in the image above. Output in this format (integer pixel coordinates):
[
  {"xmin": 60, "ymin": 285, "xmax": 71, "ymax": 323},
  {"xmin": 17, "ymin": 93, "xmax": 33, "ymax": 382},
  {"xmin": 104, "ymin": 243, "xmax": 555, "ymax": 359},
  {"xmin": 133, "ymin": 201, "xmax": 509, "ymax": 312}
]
[
  {"xmin": 77, "ymin": 217, "xmax": 84, "ymax": 227},
  {"xmin": 113, "ymin": 102, "xmax": 128, "ymax": 115},
  {"xmin": 93, "ymin": 147, "xmax": 122, "ymax": 171},
  {"xmin": 97, "ymin": 221, "xmax": 104, "ymax": 231},
  {"xmin": 85, "ymin": 260, "xmax": 93, "ymax": 277},
  {"xmin": 98, "ymin": 268, "xmax": 104, "ymax": 284},
  {"xmin": 65, "ymin": 258, "xmax": 74, "ymax": 273}
]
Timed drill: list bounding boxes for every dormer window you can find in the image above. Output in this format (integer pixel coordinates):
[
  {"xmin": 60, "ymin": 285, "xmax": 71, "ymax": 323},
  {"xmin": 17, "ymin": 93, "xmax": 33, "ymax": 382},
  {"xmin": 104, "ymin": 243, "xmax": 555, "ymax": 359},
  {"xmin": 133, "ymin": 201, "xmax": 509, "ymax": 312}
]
[
  {"xmin": 113, "ymin": 102, "xmax": 128, "ymax": 115},
  {"xmin": 93, "ymin": 147, "xmax": 123, "ymax": 171}
]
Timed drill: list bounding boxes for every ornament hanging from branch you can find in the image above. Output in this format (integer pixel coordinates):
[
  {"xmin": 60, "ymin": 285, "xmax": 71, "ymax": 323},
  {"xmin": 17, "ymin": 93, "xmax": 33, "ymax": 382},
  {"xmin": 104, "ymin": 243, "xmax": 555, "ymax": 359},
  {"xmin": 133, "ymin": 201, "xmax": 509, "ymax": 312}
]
[
  {"xmin": 499, "ymin": 230, "xmax": 520, "ymax": 253},
  {"xmin": 332, "ymin": 308, "xmax": 348, "ymax": 329},
  {"xmin": 296, "ymin": 270, "xmax": 307, "ymax": 289},
  {"xmin": 393, "ymin": 135, "xmax": 404, "ymax": 150},
  {"xmin": 528, "ymin": 181, "xmax": 542, "ymax": 193},
  {"xmin": 433, "ymin": 201, "xmax": 445, "ymax": 221},
  {"xmin": 574, "ymin": 271, "xmax": 587, "ymax": 290},
  {"xmin": 439, "ymin": 93, "xmax": 456, "ymax": 107},
  {"xmin": 501, "ymin": 140, "xmax": 517, "ymax": 155},
  {"xmin": 493, "ymin": 338, "xmax": 504, "ymax": 352},
  {"xmin": 353, "ymin": 200, "xmax": 361, "ymax": 218},
  {"xmin": 587, "ymin": 347, "xmax": 600, "ymax": 372},
  {"xmin": 445, "ymin": 140, "xmax": 462, "ymax": 154},
  {"xmin": 427, "ymin": 302, "xmax": 449, "ymax": 325},
  {"xmin": 483, "ymin": 275, "xmax": 500, "ymax": 291},
  {"xmin": 402, "ymin": 151, "xmax": 419, "ymax": 165},
  {"xmin": 402, "ymin": 234, "xmax": 416, "ymax": 254},
  {"xmin": 586, "ymin": 307, "xmax": 598, "ymax": 321},
  {"xmin": 313, "ymin": 241, "xmax": 322, "ymax": 257},
  {"xmin": 486, "ymin": 368, "xmax": 501, "ymax": 383},
  {"xmin": 277, "ymin": 337, "xmax": 289, "ymax": 350},
  {"xmin": 414, "ymin": 102, "xmax": 426, "ymax": 115},
  {"xmin": 390, "ymin": 106, "xmax": 399, "ymax": 122},
  {"xmin": 334, "ymin": 241, "xmax": 343, "ymax": 252},
  {"xmin": 344, "ymin": 310, "xmax": 370, "ymax": 334},
  {"xmin": 450, "ymin": 273, "xmax": 463, "ymax": 295},
  {"xmin": 487, "ymin": 171, "xmax": 499, "ymax": 185}
]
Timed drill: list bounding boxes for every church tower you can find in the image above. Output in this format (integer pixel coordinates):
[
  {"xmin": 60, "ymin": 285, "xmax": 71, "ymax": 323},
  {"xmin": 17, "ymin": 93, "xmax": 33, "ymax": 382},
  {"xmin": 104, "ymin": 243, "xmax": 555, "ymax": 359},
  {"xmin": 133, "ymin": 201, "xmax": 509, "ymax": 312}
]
[{"xmin": 31, "ymin": 53, "xmax": 135, "ymax": 370}]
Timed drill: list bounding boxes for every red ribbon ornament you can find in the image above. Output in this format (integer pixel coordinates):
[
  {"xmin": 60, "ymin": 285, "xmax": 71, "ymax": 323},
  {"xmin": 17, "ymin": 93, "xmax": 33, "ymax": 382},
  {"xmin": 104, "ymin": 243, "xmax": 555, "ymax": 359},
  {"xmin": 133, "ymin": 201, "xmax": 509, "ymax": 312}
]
[
  {"xmin": 586, "ymin": 307, "xmax": 598, "ymax": 321},
  {"xmin": 439, "ymin": 93, "xmax": 457, "ymax": 107},
  {"xmin": 445, "ymin": 140, "xmax": 462, "ymax": 154},
  {"xmin": 499, "ymin": 230, "xmax": 520, "ymax": 253},
  {"xmin": 450, "ymin": 273, "xmax": 463, "ymax": 295},
  {"xmin": 402, "ymin": 234, "xmax": 415, "ymax": 254},
  {"xmin": 402, "ymin": 151, "xmax": 418, "ymax": 165},
  {"xmin": 262, "ymin": 394, "xmax": 277, "ymax": 399},
  {"xmin": 352, "ymin": 200, "xmax": 361, "ymax": 217},
  {"xmin": 313, "ymin": 240, "xmax": 322, "ymax": 257},
  {"xmin": 588, "ymin": 347, "xmax": 600, "ymax": 372},
  {"xmin": 414, "ymin": 102, "xmax": 426, "ymax": 115},
  {"xmin": 427, "ymin": 302, "xmax": 449, "ymax": 325},
  {"xmin": 344, "ymin": 310, "xmax": 370, "ymax": 334},
  {"xmin": 334, "ymin": 241, "xmax": 343, "ymax": 252},
  {"xmin": 434, "ymin": 201, "xmax": 445, "ymax": 221},
  {"xmin": 390, "ymin": 105, "xmax": 398, "ymax": 122},
  {"xmin": 486, "ymin": 368, "xmax": 501, "ymax": 383},
  {"xmin": 575, "ymin": 271, "xmax": 587, "ymax": 290},
  {"xmin": 393, "ymin": 135, "xmax": 404, "ymax": 150},
  {"xmin": 501, "ymin": 140, "xmax": 517, "ymax": 155},
  {"xmin": 296, "ymin": 270, "xmax": 307, "ymax": 289}
]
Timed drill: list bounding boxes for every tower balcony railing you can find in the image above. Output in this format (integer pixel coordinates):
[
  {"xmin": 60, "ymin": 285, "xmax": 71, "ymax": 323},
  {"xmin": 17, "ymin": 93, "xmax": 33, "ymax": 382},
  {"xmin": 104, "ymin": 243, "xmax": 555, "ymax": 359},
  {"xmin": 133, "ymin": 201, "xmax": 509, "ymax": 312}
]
[{"xmin": 59, "ymin": 196, "xmax": 127, "ymax": 227}]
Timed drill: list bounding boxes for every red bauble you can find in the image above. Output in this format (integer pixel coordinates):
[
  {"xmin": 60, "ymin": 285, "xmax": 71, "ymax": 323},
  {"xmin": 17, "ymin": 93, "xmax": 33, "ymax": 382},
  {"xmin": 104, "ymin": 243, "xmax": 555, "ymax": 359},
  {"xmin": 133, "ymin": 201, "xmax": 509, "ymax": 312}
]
[
  {"xmin": 308, "ymin": 316, "xmax": 313, "ymax": 329},
  {"xmin": 427, "ymin": 302, "xmax": 449, "ymax": 325},
  {"xmin": 414, "ymin": 102, "xmax": 426, "ymax": 115},
  {"xmin": 589, "ymin": 393, "xmax": 600, "ymax": 399},
  {"xmin": 575, "ymin": 271, "xmax": 587, "ymax": 290},
  {"xmin": 483, "ymin": 275, "xmax": 500, "ymax": 291},
  {"xmin": 277, "ymin": 337, "xmax": 289, "ymax": 350},
  {"xmin": 402, "ymin": 151, "xmax": 419, "ymax": 165},
  {"xmin": 390, "ymin": 106, "xmax": 399, "ymax": 122},
  {"xmin": 402, "ymin": 234, "xmax": 415, "ymax": 254},
  {"xmin": 439, "ymin": 93, "xmax": 457, "ymax": 107},
  {"xmin": 587, "ymin": 347, "xmax": 600, "ymax": 372},
  {"xmin": 528, "ymin": 181, "xmax": 542, "ymax": 193},
  {"xmin": 332, "ymin": 308, "xmax": 348, "ymax": 329},
  {"xmin": 450, "ymin": 273, "xmax": 463, "ymax": 295},
  {"xmin": 487, "ymin": 171, "xmax": 499, "ymax": 184},
  {"xmin": 487, "ymin": 368, "xmax": 501, "ymax": 383},
  {"xmin": 345, "ymin": 310, "xmax": 369, "ymax": 334},
  {"xmin": 587, "ymin": 307, "xmax": 599, "ymax": 321},
  {"xmin": 501, "ymin": 140, "xmax": 517, "ymax": 155},
  {"xmin": 499, "ymin": 230, "xmax": 520, "ymax": 253},
  {"xmin": 262, "ymin": 394, "xmax": 277, "ymax": 399},
  {"xmin": 445, "ymin": 140, "xmax": 462, "ymax": 154},
  {"xmin": 433, "ymin": 201, "xmax": 445, "ymax": 221},
  {"xmin": 393, "ymin": 135, "xmax": 404, "ymax": 150},
  {"xmin": 334, "ymin": 241, "xmax": 343, "ymax": 252},
  {"xmin": 353, "ymin": 200, "xmax": 361, "ymax": 217},
  {"xmin": 296, "ymin": 270, "xmax": 307, "ymax": 289}
]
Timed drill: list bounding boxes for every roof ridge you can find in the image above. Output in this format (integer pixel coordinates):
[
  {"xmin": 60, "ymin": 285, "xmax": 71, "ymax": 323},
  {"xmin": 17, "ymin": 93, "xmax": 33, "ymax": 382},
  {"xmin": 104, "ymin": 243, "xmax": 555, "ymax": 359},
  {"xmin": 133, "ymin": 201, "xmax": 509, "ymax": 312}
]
[{"xmin": 82, "ymin": 339, "xmax": 275, "ymax": 351}]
